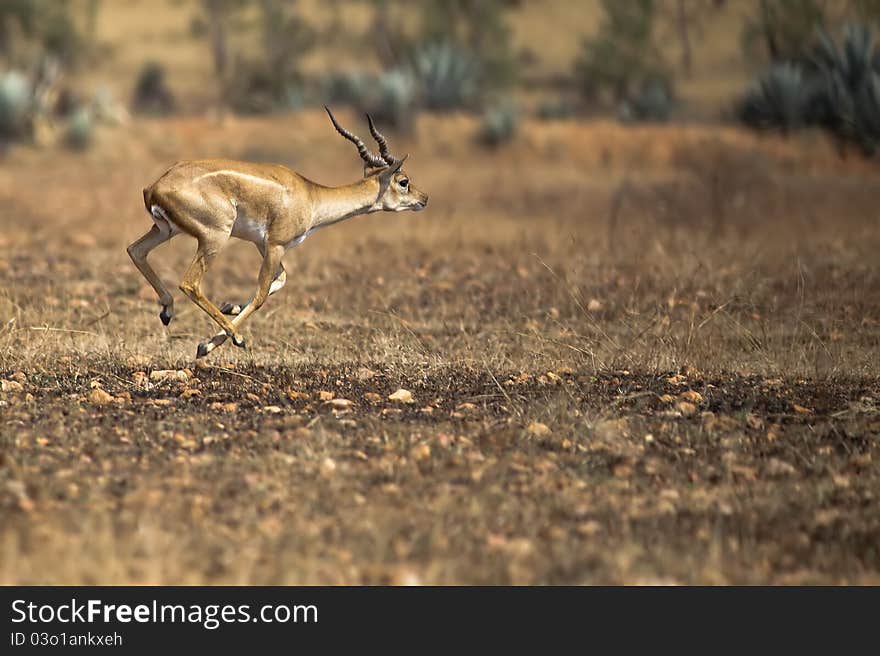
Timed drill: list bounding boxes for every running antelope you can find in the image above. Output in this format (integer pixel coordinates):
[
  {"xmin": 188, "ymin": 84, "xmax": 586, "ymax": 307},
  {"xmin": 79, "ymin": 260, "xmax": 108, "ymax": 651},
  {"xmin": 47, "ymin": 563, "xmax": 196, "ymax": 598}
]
[{"xmin": 128, "ymin": 107, "xmax": 428, "ymax": 358}]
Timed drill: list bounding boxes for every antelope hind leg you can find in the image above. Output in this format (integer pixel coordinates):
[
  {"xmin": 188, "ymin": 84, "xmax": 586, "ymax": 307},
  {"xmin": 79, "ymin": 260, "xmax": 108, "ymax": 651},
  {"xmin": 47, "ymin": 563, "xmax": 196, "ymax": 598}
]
[{"xmin": 127, "ymin": 225, "xmax": 175, "ymax": 325}]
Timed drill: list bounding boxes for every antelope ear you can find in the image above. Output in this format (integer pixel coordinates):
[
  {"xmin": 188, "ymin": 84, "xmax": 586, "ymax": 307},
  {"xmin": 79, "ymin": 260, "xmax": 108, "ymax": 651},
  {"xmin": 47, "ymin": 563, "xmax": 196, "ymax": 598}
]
[{"xmin": 379, "ymin": 154, "xmax": 408, "ymax": 181}]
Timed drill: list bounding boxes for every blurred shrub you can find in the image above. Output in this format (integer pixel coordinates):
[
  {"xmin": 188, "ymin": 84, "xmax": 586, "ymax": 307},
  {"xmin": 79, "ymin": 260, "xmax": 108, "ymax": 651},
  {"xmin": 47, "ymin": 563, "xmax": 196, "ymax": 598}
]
[
  {"xmin": 619, "ymin": 77, "xmax": 675, "ymax": 123},
  {"xmin": 413, "ymin": 42, "xmax": 480, "ymax": 110},
  {"xmin": 738, "ymin": 63, "xmax": 823, "ymax": 130},
  {"xmin": 738, "ymin": 24, "xmax": 880, "ymax": 156},
  {"xmin": 0, "ymin": 1, "xmax": 88, "ymax": 68},
  {"xmin": 740, "ymin": 0, "xmax": 827, "ymax": 64},
  {"xmin": 477, "ymin": 101, "xmax": 518, "ymax": 146},
  {"xmin": 132, "ymin": 62, "xmax": 176, "ymax": 115},
  {"xmin": 357, "ymin": 0, "xmax": 518, "ymax": 116},
  {"xmin": 536, "ymin": 98, "xmax": 576, "ymax": 121},
  {"xmin": 193, "ymin": 0, "xmax": 314, "ymax": 114},
  {"xmin": 64, "ymin": 107, "xmax": 93, "ymax": 150},
  {"xmin": 323, "ymin": 71, "xmax": 373, "ymax": 107},
  {"xmin": 226, "ymin": 0, "xmax": 314, "ymax": 114},
  {"xmin": 576, "ymin": 0, "xmax": 668, "ymax": 103},
  {"xmin": 371, "ymin": 68, "xmax": 418, "ymax": 129},
  {"xmin": 416, "ymin": 0, "xmax": 520, "ymax": 94},
  {"xmin": 810, "ymin": 24, "xmax": 880, "ymax": 154},
  {"xmin": 0, "ymin": 71, "xmax": 33, "ymax": 139}
]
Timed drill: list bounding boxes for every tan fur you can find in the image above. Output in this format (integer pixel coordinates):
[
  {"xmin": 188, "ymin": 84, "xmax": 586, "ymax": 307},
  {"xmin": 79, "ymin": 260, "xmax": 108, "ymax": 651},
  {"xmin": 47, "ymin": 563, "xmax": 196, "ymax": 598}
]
[{"xmin": 128, "ymin": 119, "xmax": 427, "ymax": 358}]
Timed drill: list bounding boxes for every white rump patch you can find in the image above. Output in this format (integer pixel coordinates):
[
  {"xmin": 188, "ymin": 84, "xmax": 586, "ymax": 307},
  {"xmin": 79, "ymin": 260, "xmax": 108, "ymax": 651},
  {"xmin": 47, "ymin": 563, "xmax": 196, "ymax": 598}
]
[{"xmin": 150, "ymin": 204, "xmax": 181, "ymax": 235}]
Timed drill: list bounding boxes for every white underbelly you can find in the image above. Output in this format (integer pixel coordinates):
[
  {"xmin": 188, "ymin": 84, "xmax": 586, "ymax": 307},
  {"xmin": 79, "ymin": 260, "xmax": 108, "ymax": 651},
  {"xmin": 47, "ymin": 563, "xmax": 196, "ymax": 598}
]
[{"xmin": 231, "ymin": 213, "xmax": 268, "ymax": 244}]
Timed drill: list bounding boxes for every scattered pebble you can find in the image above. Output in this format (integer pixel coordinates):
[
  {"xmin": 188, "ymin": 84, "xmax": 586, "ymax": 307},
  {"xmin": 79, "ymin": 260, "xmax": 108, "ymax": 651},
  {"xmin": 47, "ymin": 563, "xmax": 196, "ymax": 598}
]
[
  {"xmin": 679, "ymin": 390, "xmax": 703, "ymax": 403},
  {"xmin": 676, "ymin": 401, "xmax": 697, "ymax": 416},
  {"xmin": 149, "ymin": 369, "xmax": 190, "ymax": 384},
  {"xmin": 88, "ymin": 388, "xmax": 114, "ymax": 405},
  {"xmin": 1, "ymin": 379, "xmax": 24, "ymax": 392},
  {"xmin": 527, "ymin": 421, "xmax": 550, "ymax": 437},
  {"xmin": 388, "ymin": 388, "xmax": 414, "ymax": 403}
]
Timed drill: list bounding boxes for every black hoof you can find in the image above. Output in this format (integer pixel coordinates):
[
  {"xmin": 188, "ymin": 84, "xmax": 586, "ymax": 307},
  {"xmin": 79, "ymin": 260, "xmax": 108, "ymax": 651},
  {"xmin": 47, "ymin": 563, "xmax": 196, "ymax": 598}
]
[
  {"xmin": 196, "ymin": 342, "xmax": 210, "ymax": 358},
  {"xmin": 232, "ymin": 335, "xmax": 246, "ymax": 349},
  {"xmin": 159, "ymin": 307, "xmax": 172, "ymax": 326}
]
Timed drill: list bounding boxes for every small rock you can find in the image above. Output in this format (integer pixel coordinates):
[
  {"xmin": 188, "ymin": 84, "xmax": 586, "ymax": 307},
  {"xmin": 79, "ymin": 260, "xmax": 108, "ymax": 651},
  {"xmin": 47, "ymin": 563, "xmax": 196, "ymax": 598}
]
[
  {"xmin": 765, "ymin": 457, "xmax": 797, "ymax": 478},
  {"xmin": 356, "ymin": 367, "xmax": 377, "ymax": 381},
  {"xmin": 263, "ymin": 405, "xmax": 283, "ymax": 414},
  {"xmin": 363, "ymin": 392, "xmax": 382, "ymax": 404},
  {"xmin": 410, "ymin": 443, "xmax": 431, "ymax": 462},
  {"xmin": 327, "ymin": 398, "xmax": 353, "ymax": 409},
  {"xmin": 1, "ymin": 379, "xmax": 24, "ymax": 393},
  {"xmin": 209, "ymin": 401, "xmax": 238, "ymax": 412},
  {"xmin": 88, "ymin": 388, "xmax": 114, "ymax": 405},
  {"xmin": 179, "ymin": 388, "xmax": 202, "ymax": 399},
  {"xmin": 527, "ymin": 421, "xmax": 550, "ymax": 437},
  {"xmin": 679, "ymin": 390, "xmax": 703, "ymax": 403},
  {"xmin": 676, "ymin": 401, "xmax": 697, "ymax": 417},
  {"xmin": 388, "ymin": 388, "xmax": 414, "ymax": 404},
  {"xmin": 172, "ymin": 433, "xmax": 198, "ymax": 450},
  {"xmin": 149, "ymin": 369, "xmax": 190, "ymax": 384},
  {"xmin": 577, "ymin": 520, "xmax": 602, "ymax": 536},
  {"xmin": 587, "ymin": 298, "xmax": 602, "ymax": 312},
  {"xmin": 320, "ymin": 457, "xmax": 337, "ymax": 478},
  {"xmin": 318, "ymin": 390, "xmax": 334, "ymax": 401}
]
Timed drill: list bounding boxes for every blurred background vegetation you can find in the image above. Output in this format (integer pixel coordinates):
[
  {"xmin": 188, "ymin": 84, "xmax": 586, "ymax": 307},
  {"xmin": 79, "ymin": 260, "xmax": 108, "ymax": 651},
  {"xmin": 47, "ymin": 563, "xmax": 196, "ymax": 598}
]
[{"xmin": 1, "ymin": 0, "xmax": 880, "ymax": 154}]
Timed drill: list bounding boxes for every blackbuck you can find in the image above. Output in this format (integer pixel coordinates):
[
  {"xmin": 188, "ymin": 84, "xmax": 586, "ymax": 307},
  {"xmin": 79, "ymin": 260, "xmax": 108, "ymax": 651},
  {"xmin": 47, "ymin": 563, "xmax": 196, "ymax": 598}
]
[{"xmin": 128, "ymin": 107, "xmax": 428, "ymax": 358}]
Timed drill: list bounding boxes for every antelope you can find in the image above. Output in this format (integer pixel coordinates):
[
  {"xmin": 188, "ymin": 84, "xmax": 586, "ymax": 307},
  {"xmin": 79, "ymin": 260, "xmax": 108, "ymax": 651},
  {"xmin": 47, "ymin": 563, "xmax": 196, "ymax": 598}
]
[{"xmin": 127, "ymin": 107, "xmax": 428, "ymax": 358}]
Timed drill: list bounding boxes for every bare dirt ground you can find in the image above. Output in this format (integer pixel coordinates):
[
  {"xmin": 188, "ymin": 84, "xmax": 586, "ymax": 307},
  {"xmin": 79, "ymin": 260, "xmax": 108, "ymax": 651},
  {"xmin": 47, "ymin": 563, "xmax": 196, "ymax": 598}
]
[{"xmin": 1, "ymin": 112, "xmax": 879, "ymax": 584}]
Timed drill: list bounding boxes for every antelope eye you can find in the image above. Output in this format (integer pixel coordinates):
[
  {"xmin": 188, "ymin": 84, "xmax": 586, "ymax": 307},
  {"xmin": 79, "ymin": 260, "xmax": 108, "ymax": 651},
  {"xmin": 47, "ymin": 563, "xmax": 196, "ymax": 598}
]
[{"xmin": 399, "ymin": 179, "xmax": 409, "ymax": 188}]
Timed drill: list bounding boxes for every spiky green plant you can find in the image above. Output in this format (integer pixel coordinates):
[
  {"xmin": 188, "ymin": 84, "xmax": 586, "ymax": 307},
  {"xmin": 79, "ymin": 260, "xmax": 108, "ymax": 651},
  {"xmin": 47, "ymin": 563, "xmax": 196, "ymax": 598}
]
[
  {"xmin": 738, "ymin": 62, "xmax": 822, "ymax": 130},
  {"xmin": 477, "ymin": 101, "xmax": 517, "ymax": 146},
  {"xmin": 811, "ymin": 24, "xmax": 880, "ymax": 154},
  {"xmin": 620, "ymin": 77, "xmax": 675, "ymax": 123},
  {"xmin": 371, "ymin": 68, "xmax": 417, "ymax": 129},
  {"xmin": 64, "ymin": 107, "xmax": 93, "ymax": 150},
  {"xmin": 412, "ymin": 42, "xmax": 479, "ymax": 110},
  {"xmin": 739, "ymin": 23, "xmax": 880, "ymax": 157}
]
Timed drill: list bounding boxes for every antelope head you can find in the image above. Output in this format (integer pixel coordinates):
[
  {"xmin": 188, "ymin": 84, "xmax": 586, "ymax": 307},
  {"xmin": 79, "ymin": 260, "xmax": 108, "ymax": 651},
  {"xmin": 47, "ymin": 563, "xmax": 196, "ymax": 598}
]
[{"xmin": 324, "ymin": 106, "xmax": 429, "ymax": 212}]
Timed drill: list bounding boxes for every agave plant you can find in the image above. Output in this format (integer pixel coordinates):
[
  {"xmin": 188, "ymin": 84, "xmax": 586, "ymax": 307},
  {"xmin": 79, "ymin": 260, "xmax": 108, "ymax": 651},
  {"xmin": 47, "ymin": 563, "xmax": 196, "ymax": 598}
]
[
  {"xmin": 738, "ymin": 62, "xmax": 823, "ymax": 131},
  {"xmin": 370, "ymin": 68, "xmax": 418, "ymax": 130},
  {"xmin": 811, "ymin": 24, "xmax": 880, "ymax": 154},
  {"xmin": 64, "ymin": 106, "xmax": 93, "ymax": 150},
  {"xmin": 619, "ymin": 77, "xmax": 675, "ymax": 123},
  {"xmin": 740, "ymin": 22, "xmax": 880, "ymax": 157},
  {"xmin": 412, "ymin": 42, "xmax": 480, "ymax": 110},
  {"xmin": 478, "ymin": 101, "xmax": 518, "ymax": 146}
]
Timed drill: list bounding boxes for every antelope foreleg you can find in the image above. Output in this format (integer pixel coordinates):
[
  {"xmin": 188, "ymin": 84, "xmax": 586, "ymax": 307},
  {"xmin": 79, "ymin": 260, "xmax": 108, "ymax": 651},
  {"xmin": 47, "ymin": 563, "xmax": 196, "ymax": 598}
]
[
  {"xmin": 179, "ymin": 242, "xmax": 245, "ymax": 356},
  {"xmin": 198, "ymin": 245, "xmax": 284, "ymax": 357}
]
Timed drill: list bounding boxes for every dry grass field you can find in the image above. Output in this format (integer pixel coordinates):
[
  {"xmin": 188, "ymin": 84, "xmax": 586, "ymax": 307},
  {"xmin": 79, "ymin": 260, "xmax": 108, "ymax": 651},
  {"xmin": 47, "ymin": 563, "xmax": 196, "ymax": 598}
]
[{"xmin": 1, "ymin": 109, "xmax": 879, "ymax": 584}]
